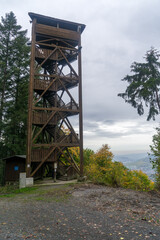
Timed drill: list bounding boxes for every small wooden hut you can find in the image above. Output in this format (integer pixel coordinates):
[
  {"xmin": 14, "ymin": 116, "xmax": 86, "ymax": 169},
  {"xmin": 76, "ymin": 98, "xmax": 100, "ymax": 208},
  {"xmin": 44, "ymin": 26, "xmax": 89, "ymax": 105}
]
[
  {"xmin": 2, "ymin": 155, "xmax": 77, "ymax": 183},
  {"xmin": 2, "ymin": 155, "xmax": 26, "ymax": 183}
]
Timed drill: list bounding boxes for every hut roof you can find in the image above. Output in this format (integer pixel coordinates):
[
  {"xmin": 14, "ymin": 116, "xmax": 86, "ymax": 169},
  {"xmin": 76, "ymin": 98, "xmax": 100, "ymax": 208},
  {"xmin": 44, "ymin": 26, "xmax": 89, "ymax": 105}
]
[{"xmin": 2, "ymin": 155, "xmax": 26, "ymax": 161}]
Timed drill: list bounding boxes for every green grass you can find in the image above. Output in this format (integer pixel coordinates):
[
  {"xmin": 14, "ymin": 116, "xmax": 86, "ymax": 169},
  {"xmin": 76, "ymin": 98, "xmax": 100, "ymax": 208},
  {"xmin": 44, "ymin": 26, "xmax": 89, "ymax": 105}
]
[
  {"xmin": 0, "ymin": 184, "xmax": 72, "ymax": 202},
  {"xmin": 33, "ymin": 188, "xmax": 71, "ymax": 202},
  {"xmin": 0, "ymin": 180, "xmax": 85, "ymax": 202},
  {"xmin": 0, "ymin": 185, "xmax": 38, "ymax": 197}
]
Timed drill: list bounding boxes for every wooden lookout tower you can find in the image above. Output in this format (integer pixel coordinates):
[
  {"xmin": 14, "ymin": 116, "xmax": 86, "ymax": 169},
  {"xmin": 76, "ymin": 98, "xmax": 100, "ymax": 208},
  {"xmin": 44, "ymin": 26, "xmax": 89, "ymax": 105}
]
[{"xmin": 26, "ymin": 13, "xmax": 85, "ymax": 178}]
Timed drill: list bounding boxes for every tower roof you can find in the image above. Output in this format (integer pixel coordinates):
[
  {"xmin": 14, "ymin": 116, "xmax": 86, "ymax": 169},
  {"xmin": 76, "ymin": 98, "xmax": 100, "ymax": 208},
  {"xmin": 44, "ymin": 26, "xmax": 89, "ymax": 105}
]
[{"xmin": 28, "ymin": 12, "xmax": 86, "ymax": 33}]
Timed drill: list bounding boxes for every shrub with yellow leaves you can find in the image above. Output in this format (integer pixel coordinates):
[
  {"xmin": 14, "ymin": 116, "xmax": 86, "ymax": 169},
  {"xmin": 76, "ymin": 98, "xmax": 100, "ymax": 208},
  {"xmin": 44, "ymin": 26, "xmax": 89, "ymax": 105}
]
[{"xmin": 86, "ymin": 144, "xmax": 154, "ymax": 191}]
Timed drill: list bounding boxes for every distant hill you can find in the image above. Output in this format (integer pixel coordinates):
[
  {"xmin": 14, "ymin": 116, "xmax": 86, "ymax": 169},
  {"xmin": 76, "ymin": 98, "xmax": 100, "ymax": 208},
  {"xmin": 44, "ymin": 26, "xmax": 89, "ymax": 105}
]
[{"xmin": 114, "ymin": 153, "xmax": 155, "ymax": 181}]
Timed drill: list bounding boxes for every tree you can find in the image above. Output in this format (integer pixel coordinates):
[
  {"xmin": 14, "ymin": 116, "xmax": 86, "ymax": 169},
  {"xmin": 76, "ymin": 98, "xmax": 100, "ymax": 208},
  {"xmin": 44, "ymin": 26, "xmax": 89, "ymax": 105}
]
[
  {"xmin": 83, "ymin": 148, "xmax": 94, "ymax": 167},
  {"xmin": 149, "ymin": 126, "xmax": 160, "ymax": 189},
  {"xmin": 118, "ymin": 48, "xmax": 160, "ymax": 120},
  {"xmin": 0, "ymin": 12, "xmax": 30, "ymax": 157}
]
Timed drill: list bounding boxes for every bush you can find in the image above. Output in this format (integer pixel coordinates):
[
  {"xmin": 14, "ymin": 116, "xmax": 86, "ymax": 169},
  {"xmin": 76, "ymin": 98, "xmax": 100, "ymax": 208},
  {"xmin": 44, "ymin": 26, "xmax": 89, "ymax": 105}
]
[
  {"xmin": 86, "ymin": 145, "xmax": 154, "ymax": 191},
  {"xmin": 121, "ymin": 170, "xmax": 154, "ymax": 191}
]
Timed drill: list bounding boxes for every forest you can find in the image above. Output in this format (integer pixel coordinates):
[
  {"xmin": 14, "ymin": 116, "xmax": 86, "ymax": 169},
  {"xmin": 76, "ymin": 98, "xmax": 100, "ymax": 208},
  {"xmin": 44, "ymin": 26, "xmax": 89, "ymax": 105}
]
[{"xmin": 0, "ymin": 12, "xmax": 30, "ymax": 185}]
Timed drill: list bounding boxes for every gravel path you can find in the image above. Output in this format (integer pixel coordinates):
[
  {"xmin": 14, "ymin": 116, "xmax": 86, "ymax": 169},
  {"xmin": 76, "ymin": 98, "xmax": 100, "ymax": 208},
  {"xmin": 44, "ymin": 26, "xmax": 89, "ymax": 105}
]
[{"xmin": 0, "ymin": 183, "xmax": 160, "ymax": 240}]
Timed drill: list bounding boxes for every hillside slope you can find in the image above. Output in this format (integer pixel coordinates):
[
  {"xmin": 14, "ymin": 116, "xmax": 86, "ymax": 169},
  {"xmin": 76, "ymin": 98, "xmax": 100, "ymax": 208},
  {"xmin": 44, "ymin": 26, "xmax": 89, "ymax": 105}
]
[{"xmin": 114, "ymin": 153, "xmax": 155, "ymax": 180}]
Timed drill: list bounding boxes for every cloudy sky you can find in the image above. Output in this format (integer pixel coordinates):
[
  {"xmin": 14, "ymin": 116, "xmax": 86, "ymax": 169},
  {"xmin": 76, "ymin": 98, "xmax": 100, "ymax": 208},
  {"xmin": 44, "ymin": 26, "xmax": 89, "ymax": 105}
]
[{"xmin": 1, "ymin": 0, "xmax": 160, "ymax": 155}]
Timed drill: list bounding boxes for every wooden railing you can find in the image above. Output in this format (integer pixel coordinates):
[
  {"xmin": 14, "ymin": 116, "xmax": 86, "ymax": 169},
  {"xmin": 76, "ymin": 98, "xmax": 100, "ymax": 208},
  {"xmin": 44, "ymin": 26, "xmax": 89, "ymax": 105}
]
[{"xmin": 34, "ymin": 75, "xmax": 78, "ymax": 92}]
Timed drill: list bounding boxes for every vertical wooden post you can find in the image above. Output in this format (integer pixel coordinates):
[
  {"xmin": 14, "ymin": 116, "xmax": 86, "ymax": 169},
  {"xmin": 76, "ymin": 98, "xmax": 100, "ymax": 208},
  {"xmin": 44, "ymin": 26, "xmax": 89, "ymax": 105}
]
[
  {"xmin": 26, "ymin": 18, "xmax": 36, "ymax": 177},
  {"xmin": 78, "ymin": 27, "xmax": 84, "ymax": 177}
]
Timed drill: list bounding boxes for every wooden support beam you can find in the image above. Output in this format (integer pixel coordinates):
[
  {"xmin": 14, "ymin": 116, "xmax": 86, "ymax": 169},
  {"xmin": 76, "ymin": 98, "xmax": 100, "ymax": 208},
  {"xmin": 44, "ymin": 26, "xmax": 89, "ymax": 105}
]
[
  {"xmin": 26, "ymin": 18, "xmax": 36, "ymax": 177},
  {"xmin": 32, "ymin": 143, "xmax": 79, "ymax": 147},
  {"xmin": 78, "ymin": 33, "xmax": 84, "ymax": 177},
  {"xmin": 32, "ymin": 106, "xmax": 79, "ymax": 113}
]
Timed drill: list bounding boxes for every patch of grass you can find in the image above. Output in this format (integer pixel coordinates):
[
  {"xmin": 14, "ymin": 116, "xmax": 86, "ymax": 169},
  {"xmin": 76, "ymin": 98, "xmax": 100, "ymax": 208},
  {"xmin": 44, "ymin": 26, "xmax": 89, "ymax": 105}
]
[
  {"xmin": 0, "ymin": 185, "xmax": 38, "ymax": 198},
  {"xmin": 14, "ymin": 186, "xmax": 38, "ymax": 194},
  {"xmin": 0, "ymin": 184, "xmax": 72, "ymax": 202},
  {"xmin": 0, "ymin": 182, "xmax": 87, "ymax": 202},
  {"xmin": 0, "ymin": 184, "xmax": 18, "ymax": 195},
  {"xmin": 31, "ymin": 186, "xmax": 72, "ymax": 202}
]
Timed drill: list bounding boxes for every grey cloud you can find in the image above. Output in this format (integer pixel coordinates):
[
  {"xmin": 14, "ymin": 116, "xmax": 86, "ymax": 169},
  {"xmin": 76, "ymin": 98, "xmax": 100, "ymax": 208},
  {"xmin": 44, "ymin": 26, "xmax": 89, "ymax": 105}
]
[{"xmin": 84, "ymin": 119, "xmax": 157, "ymax": 140}]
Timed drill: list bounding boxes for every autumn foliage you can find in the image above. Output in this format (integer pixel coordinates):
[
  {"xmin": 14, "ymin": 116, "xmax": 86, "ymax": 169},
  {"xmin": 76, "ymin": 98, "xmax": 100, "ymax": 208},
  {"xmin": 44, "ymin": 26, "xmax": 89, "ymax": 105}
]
[{"xmin": 85, "ymin": 145, "xmax": 154, "ymax": 191}]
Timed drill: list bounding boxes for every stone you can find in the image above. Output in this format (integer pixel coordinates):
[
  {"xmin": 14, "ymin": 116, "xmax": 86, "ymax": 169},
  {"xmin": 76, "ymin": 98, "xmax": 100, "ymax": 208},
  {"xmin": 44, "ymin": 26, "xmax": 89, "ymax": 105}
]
[
  {"xmin": 19, "ymin": 172, "xmax": 26, "ymax": 189},
  {"xmin": 26, "ymin": 177, "xmax": 34, "ymax": 187}
]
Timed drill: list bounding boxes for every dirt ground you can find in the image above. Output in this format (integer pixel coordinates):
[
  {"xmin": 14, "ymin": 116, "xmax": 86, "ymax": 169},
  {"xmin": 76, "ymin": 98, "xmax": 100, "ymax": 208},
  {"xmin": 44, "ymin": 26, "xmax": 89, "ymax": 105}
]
[{"xmin": 0, "ymin": 183, "xmax": 160, "ymax": 240}]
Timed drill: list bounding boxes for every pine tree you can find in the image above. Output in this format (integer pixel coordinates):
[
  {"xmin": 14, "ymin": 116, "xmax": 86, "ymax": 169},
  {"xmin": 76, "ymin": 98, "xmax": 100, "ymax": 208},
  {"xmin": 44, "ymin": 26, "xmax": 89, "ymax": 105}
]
[
  {"xmin": 118, "ymin": 48, "xmax": 160, "ymax": 121},
  {"xmin": 0, "ymin": 12, "xmax": 30, "ymax": 157}
]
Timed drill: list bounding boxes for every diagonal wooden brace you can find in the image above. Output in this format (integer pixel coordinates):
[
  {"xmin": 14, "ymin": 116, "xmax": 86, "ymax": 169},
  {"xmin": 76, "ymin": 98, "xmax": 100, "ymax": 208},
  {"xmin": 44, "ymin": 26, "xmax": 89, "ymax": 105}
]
[
  {"xmin": 33, "ymin": 76, "xmax": 58, "ymax": 106},
  {"xmin": 36, "ymin": 47, "xmax": 58, "ymax": 70},
  {"xmin": 32, "ymin": 110, "xmax": 57, "ymax": 143},
  {"xmin": 58, "ymin": 77, "xmax": 79, "ymax": 108},
  {"xmin": 58, "ymin": 48, "xmax": 78, "ymax": 78},
  {"xmin": 30, "ymin": 146, "xmax": 56, "ymax": 177}
]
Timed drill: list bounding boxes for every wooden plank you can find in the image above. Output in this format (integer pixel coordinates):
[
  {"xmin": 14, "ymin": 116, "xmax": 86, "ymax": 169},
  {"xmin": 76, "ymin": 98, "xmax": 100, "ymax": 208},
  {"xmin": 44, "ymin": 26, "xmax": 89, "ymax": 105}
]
[
  {"xmin": 36, "ymin": 41, "xmax": 78, "ymax": 52},
  {"xmin": 32, "ymin": 111, "xmax": 57, "ymax": 125},
  {"xmin": 37, "ymin": 35, "xmax": 78, "ymax": 49},
  {"xmin": 36, "ymin": 23, "xmax": 80, "ymax": 41},
  {"xmin": 31, "ymin": 148, "xmax": 57, "ymax": 162},
  {"xmin": 36, "ymin": 37, "xmax": 77, "ymax": 49},
  {"xmin": 34, "ymin": 79, "xmax": 57, "ymax": 91},
  {"xmin": 32, "ymin": 143, "xmax": 79, "ymax": 147},
  {"xmin": 34, "ymin": 76, "xmax": 78, "ymax": 92},
  {"xmin": 34, "ymin": 73, "xmax": 78, "ymax": 81},
  {"xmin": 33, "ymin": 106, "xmax": 79, "ymax": 113}
]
